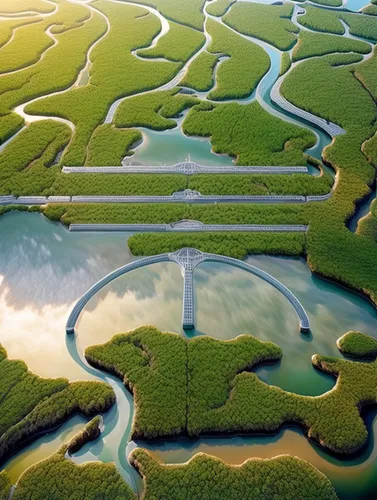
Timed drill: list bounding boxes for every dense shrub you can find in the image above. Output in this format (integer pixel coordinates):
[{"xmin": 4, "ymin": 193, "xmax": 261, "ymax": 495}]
[
  {"xmin": 0, "ymin": 120, "xmax": 70, "ymax": 195},
  {"xmin": 0, "ymin": 112, "xmax": 23, "ymax": 144},
  {"xmin": 206, "ymin": 0, "xmax": 235, "ymax": 17},
  {"xmin": 25, "ymin": 2, "xmax": 179, "ymax": 166},
  {"xmin": 223, "ymin": 2, "xmax": 298, "ymax": 50},
  {"xmin": 129, "ymin": 0, "xmax": 206, "ymax": 30},
  {"xmin": 190, "ymin": 171, "xmax": 333, "ymax": 196},
  {"xmin": 293, "ymin": 31, "xmax": 371, "ymax": 62},
  {"xmin": 0, "ymin": 344, "xmax": 115, "ymax": 465},
  {"xmin": 180, "ymin": 51, "xmax": 219, "ymax": 91},
  {"xmin": 0, "ymin": 471, "xmax": 11, "ymax": 500},
  {"xmin": 337, "ymin": 331, "xmax": 377, "ymax": 358},
  {"xmin": 298, "ymin": 5, "xmax": 377, "ymax": 39},
  {"xmin": 13, "ymin": 420, "xmax": 136, "ymax": 500},
  {"xmin": 48, "ymin": 202, "xmax": 308, "ymax": 226},
  {"xmin": 0, "ymin": 0, "xmax": 54, "ymax": 14},
  {"xmin": 114, "ymin": 89, "xmax": 198, "ymax": 131},
  {"xmin": 280, "ymin": 52, "xmax": 291, "ymax": 76},
  {"xmin": 362, "ymin": 4, "xmax": 377, "ymax": 15},
  {"xmin": 182, "ymin": 101, "xmax": 315, "ymax": 165},
  {"xmin": 87, "ymin": 327, "xmax": 377, "ymax": 454},
  {"xmin": 86, "ymin": 125, "xmax": 141, "ymax": 166},
  {"xmin": 86, "ymin": 326, "xmax": 188, "ymax": 440},
  {"xmin": 128, "ymin": 232, "xmax": 306, "ymax": 259},
  {"xmin": 131, "ymin": 449, "xmax": 338, "ymax": 500},
  {"xmin": 48, "ymin": 173, "xmax": 187, "ymax": 196},
  {"xmin": 281, "ymin": 50, "xmax": 377, "ymax": 306},
  {"xmin": 206, "ymin": 18, "xmax": 270, "ymax": 100},
  {"xmin": 0, "ymin": 0, "xmax": 90, "ymax": 73},
  {"xmin": 298, "ymin": 6, "xmax": 344, "ymax": 34},
  {"xmin": 0, "ymin": 16, "xmax": 41, "ymax": 49},
  {"xmin": 138, "ymin": 20, "xmax": 205, "ymax": 62},
  {"xmin": 357, "ymin": 197, "xmax": 377, "ymax": 239},
  {"xmin": 0, "ymin": 2, "xmax": 107, "ymax": 116},
  {"xmin": 66, "ymin": 416, "xmax": 102, "ymax": 455}
]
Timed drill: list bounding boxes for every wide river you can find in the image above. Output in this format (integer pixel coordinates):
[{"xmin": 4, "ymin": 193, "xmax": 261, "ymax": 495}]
[{"xmin": 0, "ymin": 210, "xmax": 376, "ymax": 498}]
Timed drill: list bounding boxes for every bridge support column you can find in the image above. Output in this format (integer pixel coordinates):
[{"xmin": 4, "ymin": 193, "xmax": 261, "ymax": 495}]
[{"xmin": 182, "ymin": 268, "xmax": 195, "ymax": 330}]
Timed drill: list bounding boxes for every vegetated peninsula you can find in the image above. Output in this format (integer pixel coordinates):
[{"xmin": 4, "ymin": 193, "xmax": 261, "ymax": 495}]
[
  {"xmin": 3, "ymin": 418, "xmax": 338, "ymax": 499},
  {"xmin": 86, "ymin": 326, "xmax": 377, "ymax": 455},
  {"xmin": 0, "ymin": 344, "xmax": 115, "ymax": 465}
]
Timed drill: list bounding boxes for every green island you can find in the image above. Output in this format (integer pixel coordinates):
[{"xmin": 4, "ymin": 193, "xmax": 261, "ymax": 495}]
[
  {"xmin": 85, "ymin": 326, "xmax": 377, "ymax": 455},
  {"xmin": 337, "ymin": 331, "xmax": 377, "ymax": 358},
  {"xmin": 1, "ymin": 417, "xmax": 338, "ymax": 499}
]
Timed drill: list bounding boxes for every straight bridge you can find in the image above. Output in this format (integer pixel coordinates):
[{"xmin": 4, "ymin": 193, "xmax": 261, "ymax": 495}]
[
  {"xmin": 62, "ymin": 161, "xmax": 309, "ymax": 175},
  {"xmin": 66, "ymin": 248, "xmax": 310, "ymax": 335}
]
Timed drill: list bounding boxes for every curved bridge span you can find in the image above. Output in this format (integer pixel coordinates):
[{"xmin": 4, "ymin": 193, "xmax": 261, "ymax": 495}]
[{"xmin": 66, "ymin": 248, "xmax": 310, "ymax": 335}]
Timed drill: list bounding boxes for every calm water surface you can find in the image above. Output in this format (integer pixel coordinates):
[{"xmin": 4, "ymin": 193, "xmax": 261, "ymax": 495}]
[{"xmin": 1, "ymin": 212, "xmax": 377, "ymax": 498}]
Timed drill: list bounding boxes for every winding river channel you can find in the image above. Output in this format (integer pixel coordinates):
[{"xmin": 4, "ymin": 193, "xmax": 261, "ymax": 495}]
[{"xmin": 1, "ymin": 0, "xmax": 377, "ymax": 497}]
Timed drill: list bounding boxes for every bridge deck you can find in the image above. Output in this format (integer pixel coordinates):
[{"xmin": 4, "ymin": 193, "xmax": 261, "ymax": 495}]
[{"xmin": 66, "ymin": 248, "xmax": 310, "ymax": 335}]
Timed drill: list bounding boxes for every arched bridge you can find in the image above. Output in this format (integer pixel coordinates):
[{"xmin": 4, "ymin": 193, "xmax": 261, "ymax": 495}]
[{"xmin": 66, "ymin": 248, "xmax": 310, "ymax": 335}]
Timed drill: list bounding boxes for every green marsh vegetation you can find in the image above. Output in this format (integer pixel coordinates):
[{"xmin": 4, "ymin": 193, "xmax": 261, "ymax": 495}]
[
  {"xmin": 43, "ymin": 202, "xmax": 308, "ymax": 226},
  {"xmin": 281, "ymin": 50, "xmax": 377, "ymax": 306},
  {"xmin": 357, "ymin": 198, "xmax": 377, "ymax": 239},
  {"xmin": 114, "ymin": 89, "xmax": 198, "ymax": 131},
  {"xmin": 280, "ymin": 52, "xmax": 291, "ymax": 75},
  {"xmin": 0, "ymin": 16, "xmax": 42, "ymax": 48},
  {"xmin": 48, "ymin": 173, "xmax": 188, "ymax": 196},
  {"xmin": 0, "ymin": 21, "xmax": 56, "ymax": 74},
  {"xmin": 86, "ymin": 326, "xmax": 188, "ymax": 439},
  {"xmin": 205, "ymin": 18, "xmax": 270, "ymax": 100},
  {"xmin": 128, "ymin": 0, "xmax": 206, "ymax": 30},
  {"xmin": 223, "ymin": 2, "xmax": 298, "ymax": 51},
  {"xmin": 0, "ymin": 1, "xmax": 107, "ymax": 145},
  {"xmin": 25, "ymin": 1, "xmax": 180, "ymax": 166},
  {"xmin": 297, "ymin": 5, "xmax": 344, "ymax": 35},
  {"xmin": 0, "ymin": 120, "xmax": 70, "ymax": 196},
  {"xmin": 0, "ymin": 422, "xmax": 338, "ymax": 499},
  {"xmin": 11, "ymin": 419, "xmax": 137, "ymax": 500},
  {"xmin": 206, "ymin": 0, "xmax": 235, "ymax": 17},
  {"xmin": 292, "ymin": 31, "xmax": 371, "ymax": 62},
  {"xmin": 337, "ymin": 331, "xmax": 377, "ymax": 359},
  {"xmin": 180, "ymin": 51, "xmax": 219, "ymax": 91},
  {"xmin": 86, "ymin": 326, "xmax": 377, "ymax": 454},
  {"xmin": 362, "ymin": 3, "xmax": 377, "ymax": 15},
  {"xmin": 86, "ymin": 125, "xmax": 142, "ymax": 166},
  {"xmin": 0, "ymin": 471, "xmax": 11, "ymax": 500},
  {"xmin": 0, "ymin": 343, "xmax": 115, "ymax": 465},
  {"xmin": 182, "ymin": 101, "xmax": 315, "ymax": 165},
  {"xmin": 128, "ymin": 232, "xmax": 307, "ymax": 260},
  {"xmin": 131, "ymin": 449, "xmax": 338, "ymax": 500},
  {"xmin": 0, "ymin": 0, "xmax": 55, "ymax": 14},
  {"xmin": 190, "ymin": 171, "xmax": 333, "ymax": 196},
  {"xmin": 47, "ymin": 169, "xmax": 331, "ymax": 197},
  {"xmin": 298, "ymin": 5, "xmax": 377, "ymax": 40},
  {"xmin": 137, "ymin": 20, "xmax": 205, "ymax": 62}
]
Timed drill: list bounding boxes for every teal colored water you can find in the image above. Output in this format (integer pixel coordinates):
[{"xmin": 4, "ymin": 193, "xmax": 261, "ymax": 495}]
[
  {"xmin": 1, "ymin": 212, "xmax": 377, "ymax": 498},
  {"xmin": 348, "ymin": 188, "xmax": 376, "ymax": 232},
  {"xmin": 126, "ymin": 125, "xmax": 233, "ymax": 166},
  {"xmin": 344, "ymin": 0, "xmax": 372, "ymax": 11}
]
